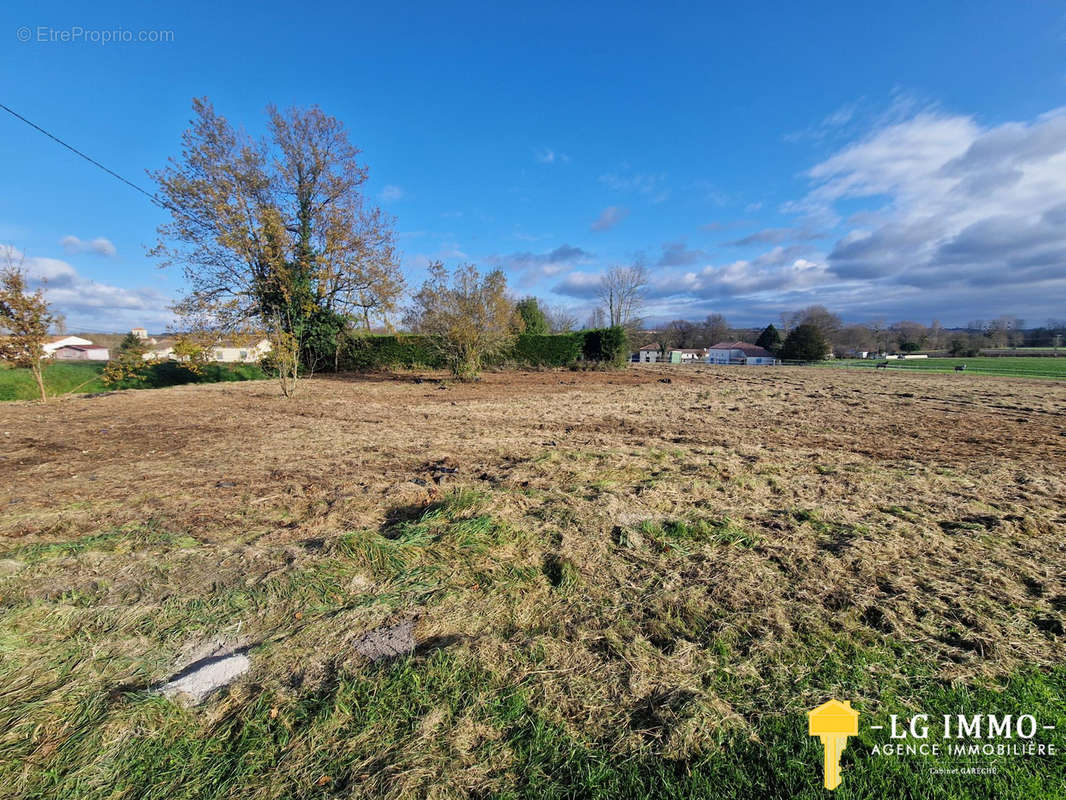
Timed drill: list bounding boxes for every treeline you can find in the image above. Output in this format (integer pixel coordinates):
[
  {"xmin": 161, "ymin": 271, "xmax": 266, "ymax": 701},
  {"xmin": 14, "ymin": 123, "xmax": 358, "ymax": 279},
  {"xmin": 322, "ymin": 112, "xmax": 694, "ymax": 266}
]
[
  {"xmin": 636, "ymin": 306, "xmax": 1066, "ymax": 359},
  {"xmin": 339, "ymin": 328, "xmax": 628, "ymax": 371}
]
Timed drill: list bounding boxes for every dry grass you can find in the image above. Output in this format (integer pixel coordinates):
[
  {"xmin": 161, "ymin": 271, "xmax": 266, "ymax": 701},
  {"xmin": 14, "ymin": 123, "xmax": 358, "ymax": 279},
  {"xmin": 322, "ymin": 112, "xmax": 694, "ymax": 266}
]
[{"xmin": 1, "ymin": 365, "xmax": 1064, "ymax": 797}]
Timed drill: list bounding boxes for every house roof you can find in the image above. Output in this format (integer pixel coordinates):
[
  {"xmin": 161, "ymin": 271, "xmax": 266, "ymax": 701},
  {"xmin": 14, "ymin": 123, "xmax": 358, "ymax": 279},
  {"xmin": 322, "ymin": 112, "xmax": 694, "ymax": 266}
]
[
  {"xmin": 43, "ymin": 336, "xmax": 94, "ymax": 352},
  {"xmin": 55, "ymin": 344, "xmax": 102, "ymax": 351},
  {"xmin": 638, "ymin": 343, "xmax": 661, "ymax": 351},
  {"xmin": 709, "ymin": 341, "xmax": 775, "ymax": 358}
]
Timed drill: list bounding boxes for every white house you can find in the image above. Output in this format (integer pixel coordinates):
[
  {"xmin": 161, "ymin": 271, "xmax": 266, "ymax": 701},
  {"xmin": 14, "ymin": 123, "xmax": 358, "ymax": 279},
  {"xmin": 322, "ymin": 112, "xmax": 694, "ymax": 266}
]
[
  {"xmin": 637, "ymin": 343, "xmax": 663, "ymax": 363},
  {"xmin": 130, "ymin": 327, "xmax": 149, "ymax": 340},
  {"xmin": 147, "ymin": 338, "xmax": 272, "ymax": 363},
  {"xmin": 211, "ymin": 339, "xmax": 272, "ymax": 363},
  {"xmin": 42, "ymin": 336, "xmax": 93, "ymax": 354},
  {"xmin": 705, "ymin": 341, "xmax": 777, "ymax": 365}
]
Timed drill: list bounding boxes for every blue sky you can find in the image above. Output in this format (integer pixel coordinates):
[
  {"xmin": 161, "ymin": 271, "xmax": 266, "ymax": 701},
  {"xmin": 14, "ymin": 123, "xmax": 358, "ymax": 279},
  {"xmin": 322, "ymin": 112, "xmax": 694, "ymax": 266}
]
[{"xmin": 2, "ymin": 1, "xmax": 1065, "ymax": 331}]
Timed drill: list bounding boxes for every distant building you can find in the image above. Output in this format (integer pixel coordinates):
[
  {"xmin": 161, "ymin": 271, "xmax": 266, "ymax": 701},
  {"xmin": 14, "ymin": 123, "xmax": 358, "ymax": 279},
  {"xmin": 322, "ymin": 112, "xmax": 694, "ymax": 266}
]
[
  {"xmin": 669, "ymin": 348, "xmax": 708, "ymax": 364},
  {"xmin": 636, "ymin": 343, "xmax": 663, "ymax": 363},
  {"xmin": 210, "ymin": 339, "xmax": 272, "ymax": 363},
  {"xmin": 131, "ymin": 327, "xmax": 149, "ymax": 340},
  {"xmin": 705, "ymin": 341, "xmax": 777, "ymax": 365},
  {"xmin": 42, "ymin": 336, "xmax": 94, "ymax": 354},
  {"xmin": 145, "ymin": 338, "xmax": 271, "ymax": 364},
  {"xmin": 52, "ymin": 344, "xmax": 110, "ymax": 360}
]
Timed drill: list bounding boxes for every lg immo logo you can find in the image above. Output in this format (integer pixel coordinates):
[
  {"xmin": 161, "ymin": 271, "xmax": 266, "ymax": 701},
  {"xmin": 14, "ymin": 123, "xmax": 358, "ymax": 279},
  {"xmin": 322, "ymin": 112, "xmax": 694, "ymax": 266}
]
[{"xmin": 808, "ymin": 699, "xmax": 1059, "ymax": 791}]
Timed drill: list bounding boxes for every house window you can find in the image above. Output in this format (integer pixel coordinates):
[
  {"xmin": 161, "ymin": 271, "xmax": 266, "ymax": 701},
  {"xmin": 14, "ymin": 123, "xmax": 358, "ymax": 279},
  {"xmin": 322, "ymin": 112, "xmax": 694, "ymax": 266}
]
[{"xmin": 239, "ymin": 350, "xmax": 248, "ymax": 360}]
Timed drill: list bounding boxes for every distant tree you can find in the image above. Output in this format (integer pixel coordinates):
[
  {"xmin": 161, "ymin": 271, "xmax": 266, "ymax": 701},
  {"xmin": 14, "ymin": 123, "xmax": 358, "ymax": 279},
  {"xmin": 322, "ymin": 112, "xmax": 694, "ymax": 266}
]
[
  {"xmin": 103, "ymin": 330, "xmax": 151, "ymax": 386},
  {"xmin": 585, "ymin": 307, "xmax": 607, "ymax": 330},
  {"xmin": 515, "ymin": 297, "xmax": 550, "ymax": 335},
  {"xmin": 755, "ymin": 324, "xmax": 782, "ymax": 353},
  {"xmin": 0, "ymin": 257, "xmax": 54, "ymax": 402},
  {"xmin": 545, "ymin": 304, "xmax": 578, "ymax": 333},
  {"xmin": 702, "ymin": 313, "xmax": 731, "ymax": 346},
  {"xmin": 406, "ymin": 262, "xmax": 516, "ymax": 380},
  {"xmin": 779, "ymin": 323, "xmax": 829, "ymax": 362},
  {"xmin": 948, "ymin": 335, "xmax": 978, "ymax": 357},
  {"xmin": 834, "ymin": 324, "xmax": 875, "ymax": 357},
  {"xmin": 784, "ymin": 305, "xmax": 842, "ymax": 341},
  {"xmin": 663, "ymin": 319, "xmax": 700, "ymax": 349},
  {"xmin": 597, "ymin": 262, "xmax": 647, "ymax": 330}
]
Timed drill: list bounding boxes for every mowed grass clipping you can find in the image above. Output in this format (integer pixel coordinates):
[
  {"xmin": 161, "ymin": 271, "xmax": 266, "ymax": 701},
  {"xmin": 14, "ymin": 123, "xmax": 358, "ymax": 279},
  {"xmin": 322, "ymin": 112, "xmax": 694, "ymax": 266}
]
[{"xmin": 1, "ymin": 368, "xmax": 1064, "ymax": 798}]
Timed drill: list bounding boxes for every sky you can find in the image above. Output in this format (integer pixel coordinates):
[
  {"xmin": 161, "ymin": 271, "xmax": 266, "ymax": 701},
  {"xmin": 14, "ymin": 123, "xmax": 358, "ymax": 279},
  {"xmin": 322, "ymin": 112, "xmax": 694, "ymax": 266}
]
[{"xmin": 1, "ymin": 1, "xmax": 1065, "ymax": 332}]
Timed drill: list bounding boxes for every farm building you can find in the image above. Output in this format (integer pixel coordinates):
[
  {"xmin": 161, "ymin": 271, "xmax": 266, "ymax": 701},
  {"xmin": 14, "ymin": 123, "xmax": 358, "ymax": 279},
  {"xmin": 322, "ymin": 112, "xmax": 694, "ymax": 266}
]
[
  {"xmin": 636, "ymin": 343, "xmax": 663, "ymax": 363},
  {"xmin": 52, "ymin": 344, "xmax": 110, "ymax": 360},
  {"xmin": 42, "ymin": 336, "xmax": 94, "ymax": 354},
  {"xmin": 669, "ymin": 348, "xmax": 709, "ymax": 363},
  {"xmin": 705, "ymin": 341, "xmax": 777, "ymax": 365}
]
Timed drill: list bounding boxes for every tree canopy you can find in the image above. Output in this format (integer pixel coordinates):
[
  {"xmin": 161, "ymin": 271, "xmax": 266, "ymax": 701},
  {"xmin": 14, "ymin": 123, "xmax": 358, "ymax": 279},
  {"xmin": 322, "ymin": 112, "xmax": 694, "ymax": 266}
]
[
  {"xmin": 779, "ymin": 323, "xmax": 829, "ymax": 361},
  {"xmin": 755, "ymin": 324, "xmax": 782, "ymax": 353},
  {"xmin": 515, "ymin": 297, "xmax": 550, "ymax": 335},
  {"xmin": 151, "ymin": 98, "xmax": 404, "ymax": 343},
  {"xmin": 405, "ymin": 262, "xmax": 516, "ymax": 379}
]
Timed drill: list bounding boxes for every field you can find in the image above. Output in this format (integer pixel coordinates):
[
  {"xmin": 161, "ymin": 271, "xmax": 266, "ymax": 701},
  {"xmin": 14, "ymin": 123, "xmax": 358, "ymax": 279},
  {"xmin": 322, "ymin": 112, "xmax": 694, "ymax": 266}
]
[
  {"xmin": 1, "ymin": 366, "xmax": 1064, "ymax": 798},
  {"xmin": 823, "ymin": 357, "xmax": 1066, "ymax": 380}
]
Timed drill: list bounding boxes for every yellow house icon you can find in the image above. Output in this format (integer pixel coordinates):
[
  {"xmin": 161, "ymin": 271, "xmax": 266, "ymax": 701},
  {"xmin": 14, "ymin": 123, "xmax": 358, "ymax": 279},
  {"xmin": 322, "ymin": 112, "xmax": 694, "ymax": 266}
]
[{"xmin": 808, "ymin": 699, "xmax": 859, "ymax": 790}]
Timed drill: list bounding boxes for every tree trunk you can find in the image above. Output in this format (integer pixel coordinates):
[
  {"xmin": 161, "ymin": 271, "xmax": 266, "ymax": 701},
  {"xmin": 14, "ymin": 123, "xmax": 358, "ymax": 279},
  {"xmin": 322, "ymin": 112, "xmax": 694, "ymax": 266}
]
[{"xmin": 32, "ymin": 360, "xmax": 46, "ymax": 402}]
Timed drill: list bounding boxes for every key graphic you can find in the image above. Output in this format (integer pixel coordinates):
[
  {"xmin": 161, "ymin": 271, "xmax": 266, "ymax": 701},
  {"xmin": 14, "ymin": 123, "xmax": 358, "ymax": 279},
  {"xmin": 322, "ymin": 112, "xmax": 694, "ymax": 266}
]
[{"xmin": 808, "ymin": 700, "xmax": 859, "ymax": 790}]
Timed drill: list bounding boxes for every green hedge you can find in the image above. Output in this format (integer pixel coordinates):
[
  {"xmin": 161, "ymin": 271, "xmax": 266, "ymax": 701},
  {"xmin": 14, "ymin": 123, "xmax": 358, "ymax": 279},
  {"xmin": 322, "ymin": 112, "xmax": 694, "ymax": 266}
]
[
  {"xmin": 506, "ymin": 333, "xmax": 583, "ymax": 366},
  {"xmin": 337, "ymin": 327, "xmax": 628, "ymax": 372},
  {"xmin": 579, "ymin": 327, "xmax": 629, "ymax": 367},
  {"xmin": 339, "ymin": 334, "xmax": 446, "ymax": 370}
]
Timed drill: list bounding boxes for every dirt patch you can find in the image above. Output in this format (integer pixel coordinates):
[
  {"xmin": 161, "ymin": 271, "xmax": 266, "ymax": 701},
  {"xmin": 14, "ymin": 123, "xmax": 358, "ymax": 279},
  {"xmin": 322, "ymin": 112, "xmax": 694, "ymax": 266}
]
[{"xmin": 352, "ymin": 618, "xmax": 417, "ymax": 661}]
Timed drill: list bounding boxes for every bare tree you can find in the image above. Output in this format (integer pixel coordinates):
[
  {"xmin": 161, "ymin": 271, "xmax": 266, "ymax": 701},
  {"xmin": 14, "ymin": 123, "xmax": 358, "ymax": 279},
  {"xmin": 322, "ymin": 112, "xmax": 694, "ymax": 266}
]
[
  {"xmin": 0, "ymin": 253, "xmax": 54, "ymax": 402},
  {"xmin": 702, "ymin": 313, "xmax": 731, "ymax": 345},
  {"xmin": 545, "ymin": 304, "xmax": 578, "ymax": 333},
  {"xmin": 596, "ymin": 262, "xmax": 647, "ymax": 329}
]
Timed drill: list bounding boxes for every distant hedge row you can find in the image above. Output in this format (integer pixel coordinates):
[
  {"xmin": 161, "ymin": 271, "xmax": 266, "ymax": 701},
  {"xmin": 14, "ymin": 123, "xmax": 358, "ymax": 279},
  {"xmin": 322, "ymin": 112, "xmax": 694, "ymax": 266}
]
[{"xmin": 337, "ymin": 328, "xmax": 628, "ymax": 371}]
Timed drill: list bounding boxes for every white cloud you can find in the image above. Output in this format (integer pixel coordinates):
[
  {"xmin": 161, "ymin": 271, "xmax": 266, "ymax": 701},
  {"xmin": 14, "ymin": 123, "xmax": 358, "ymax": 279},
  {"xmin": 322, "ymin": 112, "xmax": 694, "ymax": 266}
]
[
  {"xmin": 808, "ymin": 107, "xmax": 1066, "ymax": 296},
  {"xmin": 492, "ymin": 244, "xmax": 592, "ymax": 286},
  {"xmin": 599, "ymin": 167, "xmax": 669, "ymax": 203},
  {"xmin": 60, "ymin": 235, "xmax": 117, "ymax": 257},
  {"xmin": 3, "ymin": 244, "xmax": 173, "ymax": 330},
  {"xmin": 535, "ymin": 148, "xmax": 570, "ymax": 164},
  {"xmin": 589, "ymin": 206, "xmax": 629, "ymax": 232},
  {"xmin": 379, "ymin": 185, "xmax": 405, "ymax": 203}
]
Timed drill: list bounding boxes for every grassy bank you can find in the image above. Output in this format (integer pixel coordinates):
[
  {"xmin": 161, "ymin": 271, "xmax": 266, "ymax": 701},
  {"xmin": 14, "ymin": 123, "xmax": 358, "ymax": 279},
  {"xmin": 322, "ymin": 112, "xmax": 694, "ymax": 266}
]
[{"xmin": 0, "ymin": 360, "xmax": 267, "ymax": 401}]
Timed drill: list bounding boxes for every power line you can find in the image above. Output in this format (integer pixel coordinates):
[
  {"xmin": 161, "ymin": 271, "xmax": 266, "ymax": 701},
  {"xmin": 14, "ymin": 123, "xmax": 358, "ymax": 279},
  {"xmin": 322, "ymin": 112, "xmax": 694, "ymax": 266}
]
[{"xmin": 0, "ymin": 101, "xmax": 167, "ymax": 210}]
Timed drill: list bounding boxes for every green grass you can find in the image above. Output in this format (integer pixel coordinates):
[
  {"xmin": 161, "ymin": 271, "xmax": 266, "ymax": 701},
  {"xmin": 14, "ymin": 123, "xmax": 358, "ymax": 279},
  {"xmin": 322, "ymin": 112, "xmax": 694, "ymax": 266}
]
[
  {"xmin": 0, "ymin": 360, "xmax": 268, "ymax": 401},
  {"xmin": 0, "ymin": 361, "xmax": 108, "ymax": 400},
  {"xmin": 1, "ymin": 643, "xmax": 1060, "ymax": 799},
  {"xmin": 820, "ymin": 357, "xmax": 1066, "ymax": 380}
]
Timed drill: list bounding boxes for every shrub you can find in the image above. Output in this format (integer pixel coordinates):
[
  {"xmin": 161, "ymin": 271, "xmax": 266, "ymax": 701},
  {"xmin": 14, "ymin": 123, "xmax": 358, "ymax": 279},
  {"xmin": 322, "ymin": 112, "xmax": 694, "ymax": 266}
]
[{"xmin": 580, "ymin": 327, "xmax": 629, "ymax": 367}]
